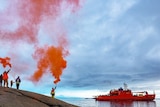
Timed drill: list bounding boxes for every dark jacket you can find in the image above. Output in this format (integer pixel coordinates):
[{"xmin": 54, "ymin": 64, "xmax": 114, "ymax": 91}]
[
  {"xmin": 0, "ymin": 74, "xmax": 2, "ymax": 82},
  {"xmin": 16, "ymin": 77, "xmax": 21, "ymax": 84}
]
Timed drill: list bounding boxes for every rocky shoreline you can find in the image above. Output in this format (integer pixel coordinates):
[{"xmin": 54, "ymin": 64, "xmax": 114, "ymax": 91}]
[{"xmin": 0, "ymin": 87, "xmax": 78, "ymax": 107}]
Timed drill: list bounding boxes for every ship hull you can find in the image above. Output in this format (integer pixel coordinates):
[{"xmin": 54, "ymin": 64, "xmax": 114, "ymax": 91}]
[{"xmin": 95, "ymin": 94, "xmax": 155, "ymax": 101}]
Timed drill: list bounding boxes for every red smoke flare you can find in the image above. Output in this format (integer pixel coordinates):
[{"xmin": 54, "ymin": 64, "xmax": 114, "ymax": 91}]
[{"xmin": 0, "ymin": 57, "xmax": 12, "ymax": 68}]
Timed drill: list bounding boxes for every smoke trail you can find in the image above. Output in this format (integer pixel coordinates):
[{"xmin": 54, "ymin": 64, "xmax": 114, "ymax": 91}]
[
  {"xmin": 0, "ymin": 0, "xmax": 80, "ymax": 43},
  {"xmin": 0, "ymin": 57, "xmax": 12, "ymax": 68},
  {"xmin": 0, "ymin": 0, "xmax": 81, "ymax": 84}
]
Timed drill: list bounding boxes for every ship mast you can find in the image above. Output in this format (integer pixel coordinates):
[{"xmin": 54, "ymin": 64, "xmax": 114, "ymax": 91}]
[{"xmin": 123, "ymin": 83, "xmax": 128, "ymax": 90}]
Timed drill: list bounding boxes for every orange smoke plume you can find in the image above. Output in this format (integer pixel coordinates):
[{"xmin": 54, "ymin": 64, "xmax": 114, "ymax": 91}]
[
  {"xmin": 32, "ymin": 44, "xmax": 68, "ymax": 84},
  {"xmin": 0, "ymin": 57, "xmax": 12, "ymax": 68},
  {"xmin": 0, "ymin": 0, "xmax": 81, "ymax": 84}
]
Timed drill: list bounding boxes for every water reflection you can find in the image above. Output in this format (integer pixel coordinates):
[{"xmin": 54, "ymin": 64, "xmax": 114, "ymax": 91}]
[
  {"xmin": 96, "ymin": 100, "xmax": 156, "ymax": 107},
  {"xmin": 110, "ymin": 101, "xmax": 133, "ymax": 107}
]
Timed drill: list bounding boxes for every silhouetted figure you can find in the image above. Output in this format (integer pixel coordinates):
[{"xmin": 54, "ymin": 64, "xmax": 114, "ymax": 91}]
[
  {"xmin": 51, "ymin": 86, "xmax": 56, "ymax": 98},
  {"xmin": 10, "ymin": 80, "xmax": 14, "ymax": 88},
  {"xmin": 16, "ymin": 76, "xmax": 21, "ymax": 89},
  {"xmin": 0, "ymin": 74, "xmax": 3, "ymax": 87},
  {"xmin": 3, "ymin": 69, "xmax": 11, "ymax": 87}
]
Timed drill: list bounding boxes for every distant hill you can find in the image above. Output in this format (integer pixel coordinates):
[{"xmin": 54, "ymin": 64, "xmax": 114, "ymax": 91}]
[{"xmin": 0, "ymin": 87, "xmax": 78, "ymax": 107}]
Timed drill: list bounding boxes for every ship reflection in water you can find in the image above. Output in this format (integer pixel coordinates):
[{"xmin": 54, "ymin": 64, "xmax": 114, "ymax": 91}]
[{"xmin": 96, "ymin": 101, "xmax": 156, "ymax": 107}]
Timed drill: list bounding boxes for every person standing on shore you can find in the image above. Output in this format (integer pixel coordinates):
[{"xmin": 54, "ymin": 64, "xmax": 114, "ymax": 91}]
[
  {"xmin": 10, "ymin": 80, "xmax": 14, "ymax": 88},
  {"xmin": 0, "ymin": 74, "xmax": 3, "ymax": 86},
  {"xmin": 15, "ymin": 76, "xmax": 21, "ymax": 89},
  {"xmin": 51, "ymin": 86, "xmax": 56, "ymax": 98},
  {"xmin": 3, "ymin": 69, "xmax": 11, "ymax": 87}
]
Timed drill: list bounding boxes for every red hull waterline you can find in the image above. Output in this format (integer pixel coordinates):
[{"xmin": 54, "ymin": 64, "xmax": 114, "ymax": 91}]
[{"xmin": 95, "ymin": 89, "xmax": 155, "ymax": 101}]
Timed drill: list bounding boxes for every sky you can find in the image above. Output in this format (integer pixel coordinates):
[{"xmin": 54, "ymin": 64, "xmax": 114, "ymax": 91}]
[{"xmin": 0, "ymin": 0, "xmax": 160, "ymax": 98}]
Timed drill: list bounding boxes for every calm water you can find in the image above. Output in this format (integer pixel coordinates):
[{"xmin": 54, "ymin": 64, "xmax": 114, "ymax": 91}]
[{"xmin": 59, "ymin": 98, "xmax": 160, "ymax": 107}]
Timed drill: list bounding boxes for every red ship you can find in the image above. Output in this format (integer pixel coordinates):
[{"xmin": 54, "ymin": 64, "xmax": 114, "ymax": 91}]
[{"xmin": 95, "ymin": 84, "xmax": 155, "ymax": 101}]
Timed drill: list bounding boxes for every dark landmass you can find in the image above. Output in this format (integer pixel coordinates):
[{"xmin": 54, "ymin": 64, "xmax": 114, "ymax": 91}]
[{"xmin": 0, "ymin": 87, "xmax": 78, "ymax": 107}]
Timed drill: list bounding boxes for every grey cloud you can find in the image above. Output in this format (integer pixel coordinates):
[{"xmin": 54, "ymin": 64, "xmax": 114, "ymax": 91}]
[{"xmin": 60, "ymin": 0, "xmax": 160, "ymax": 92}]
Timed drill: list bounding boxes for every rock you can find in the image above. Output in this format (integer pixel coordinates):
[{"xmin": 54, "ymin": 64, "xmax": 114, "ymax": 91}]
[{"xmin": 0, "ymin": 87, "xmax": 78, "ymax": 107}]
